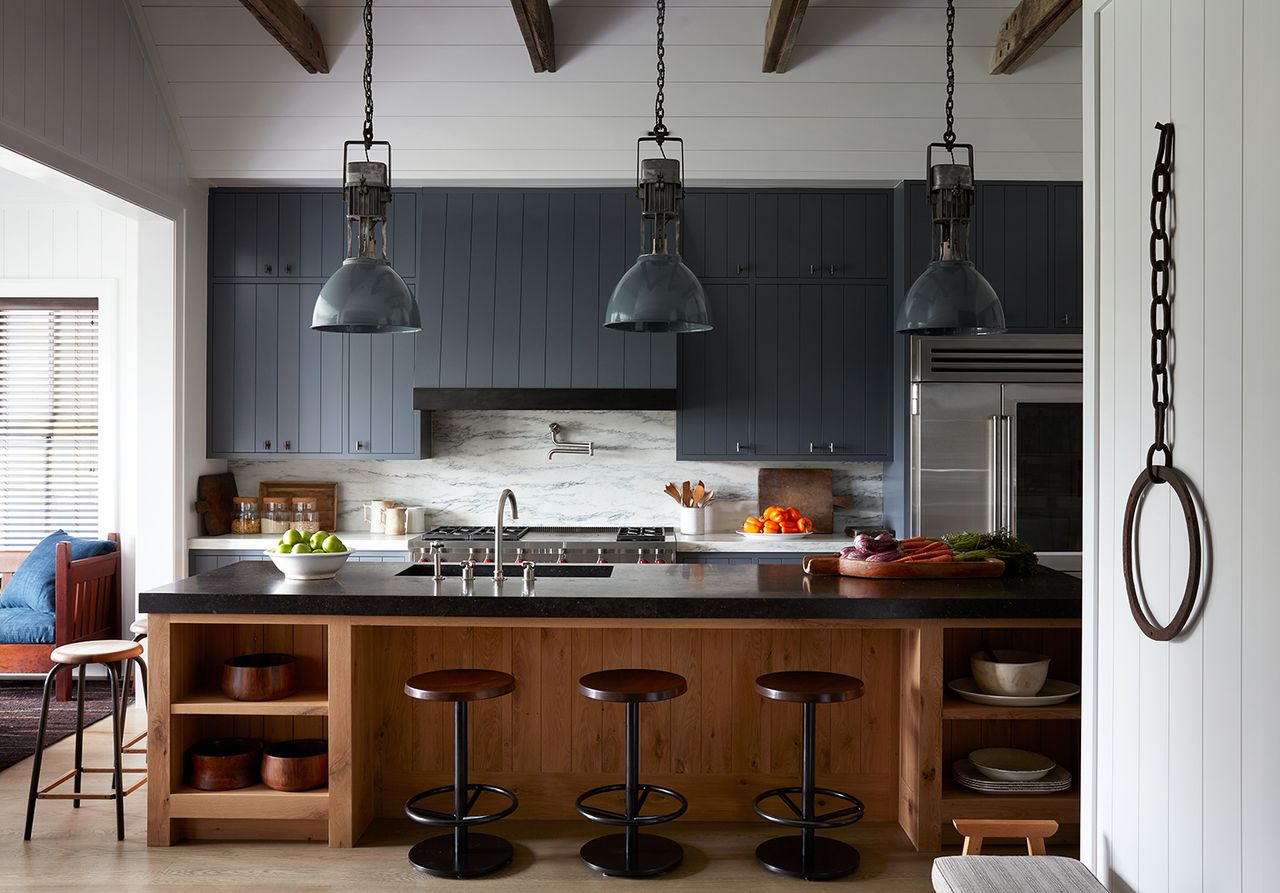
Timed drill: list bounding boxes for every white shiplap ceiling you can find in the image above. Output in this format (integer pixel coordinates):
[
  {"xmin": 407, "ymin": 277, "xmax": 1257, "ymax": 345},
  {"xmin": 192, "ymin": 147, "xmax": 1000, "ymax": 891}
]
[{"xmin": 131, "ymin": 0, "xmax": 1083, "ymax": 185}]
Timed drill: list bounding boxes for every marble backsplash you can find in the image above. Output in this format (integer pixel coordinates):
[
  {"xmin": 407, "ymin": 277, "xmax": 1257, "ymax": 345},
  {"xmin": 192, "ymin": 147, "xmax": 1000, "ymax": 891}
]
[{"xmin": 227, "ymin": 411, "xmax": 884, "ymax": 533}]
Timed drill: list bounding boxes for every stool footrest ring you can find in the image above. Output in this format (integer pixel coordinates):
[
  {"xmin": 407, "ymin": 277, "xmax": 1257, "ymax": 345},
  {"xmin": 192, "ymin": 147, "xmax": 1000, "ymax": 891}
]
[
  {"xmin": 752, "ymin": 786, "xmax": 865, "ymax": 829},
  {"xmin": 575, "ymin": 782, "xmax": 687, "ymax": 826},
  {"xmin": 404, "ymin": 783, "xmax": 518, "ymax": 827}
]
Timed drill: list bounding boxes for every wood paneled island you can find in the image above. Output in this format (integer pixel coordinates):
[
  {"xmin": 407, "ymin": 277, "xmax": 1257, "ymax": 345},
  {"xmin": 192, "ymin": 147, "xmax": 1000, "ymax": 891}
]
[{"xmin": 140, "ymin": 562, "xmax": 1081, "ymax": 852}]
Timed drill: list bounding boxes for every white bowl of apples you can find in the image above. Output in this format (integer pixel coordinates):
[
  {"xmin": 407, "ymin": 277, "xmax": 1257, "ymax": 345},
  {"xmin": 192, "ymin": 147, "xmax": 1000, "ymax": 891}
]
[{"xmin": 265, "ymin": 529, "xmax": 350, "ymax": 581}]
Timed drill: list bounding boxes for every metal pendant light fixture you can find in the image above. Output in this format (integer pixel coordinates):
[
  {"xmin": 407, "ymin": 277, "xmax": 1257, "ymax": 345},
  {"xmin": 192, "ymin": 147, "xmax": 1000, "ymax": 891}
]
[
  {"xmin": 896, "ymin": 0, "xmax": 1005, "ymax": 336},
  {"xmin": 603, "ymin": 0, "xmax": 712, "ymax": 334},
  {"xmin": 312, "ymin": 0, "xmax": 420, "ymax": 334}
]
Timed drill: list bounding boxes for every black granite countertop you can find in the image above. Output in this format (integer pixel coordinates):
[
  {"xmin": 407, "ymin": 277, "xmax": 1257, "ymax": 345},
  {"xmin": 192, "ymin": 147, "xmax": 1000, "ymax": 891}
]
[{"xmin": 140, "ymin": 561, "xmax": 1081, "ymax": 621}]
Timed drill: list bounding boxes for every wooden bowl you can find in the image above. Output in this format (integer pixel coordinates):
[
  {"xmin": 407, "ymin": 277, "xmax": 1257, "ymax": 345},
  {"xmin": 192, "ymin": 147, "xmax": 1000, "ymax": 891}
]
[
  {"xmin": 261, "ymin": 738, "xmax": 328, "ymax": 792},
  {"xmin": 222, "ymin": 652, "xmax": 298, "ymax": 701},
  {"xmin": 187, "ymin": 737, "xmax": 262, "ymax": 790}
]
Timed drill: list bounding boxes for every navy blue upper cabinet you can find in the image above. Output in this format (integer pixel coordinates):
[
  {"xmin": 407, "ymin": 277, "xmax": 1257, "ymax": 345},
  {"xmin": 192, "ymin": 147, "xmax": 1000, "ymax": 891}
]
[
  {"xmin": 681, "ymin": 192, "xmax": 751, "ymax": 279},
  {"xmin": 902, "ymin": 180, "xmax": 1082, "ymax": 333},
  {"xmin": 753, "ymin": 192, "xmax": 891, "ymax": 280},
  {"xmin": 677, "ymin": 284, "xmax": 752, "ymax": 458},
  {"xmin": 414, "ymin": 189, "xmax": 676, "ymax": 392}
]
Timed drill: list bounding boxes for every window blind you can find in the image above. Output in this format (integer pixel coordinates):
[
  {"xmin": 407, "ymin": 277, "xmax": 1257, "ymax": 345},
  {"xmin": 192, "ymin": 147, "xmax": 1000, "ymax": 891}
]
[{"xmin": 0, "ymin": 299, "xmax": 99, "ymax": 549}]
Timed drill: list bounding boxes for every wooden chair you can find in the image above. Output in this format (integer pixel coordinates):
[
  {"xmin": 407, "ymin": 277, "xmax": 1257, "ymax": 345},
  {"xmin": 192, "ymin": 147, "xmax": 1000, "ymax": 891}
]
[
  {"xmin": 0, "ymin": 533, "xmax": 123, "ymax": 701},
  {"xmin": 933, "ymin": 819, "xmax": 1107, "ymax": 893}
]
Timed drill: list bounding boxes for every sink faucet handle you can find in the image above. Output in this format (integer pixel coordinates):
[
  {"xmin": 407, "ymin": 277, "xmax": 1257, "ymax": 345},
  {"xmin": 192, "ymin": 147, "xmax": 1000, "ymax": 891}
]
[
  {"xmin": 460, "ymin": 559, "xmax": 476, "ymax": 583},
  {"xmin": 522, "ymin": 560, "xmax": 536, "ymax": 584}
]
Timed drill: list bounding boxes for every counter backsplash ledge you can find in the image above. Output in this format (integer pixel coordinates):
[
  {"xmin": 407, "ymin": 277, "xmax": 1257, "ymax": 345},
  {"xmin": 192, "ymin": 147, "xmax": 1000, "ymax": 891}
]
[{"xmin": 227, "ymin": 411, "xmax": 884, "ymax": 532}]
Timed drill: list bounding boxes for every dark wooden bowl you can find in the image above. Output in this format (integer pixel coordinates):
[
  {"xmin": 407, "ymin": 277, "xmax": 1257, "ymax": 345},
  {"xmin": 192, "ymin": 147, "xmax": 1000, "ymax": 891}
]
[
  {"xmin": 221, "ymin": 652, "xmax": 298, "ymax": 701},
  {"xmin": 187, "ymin": 737, "xmax": 262, "ymax": 790},
  {"xmin": 261, "ymin": 738, "xmax": 328, "ymax": 792}
]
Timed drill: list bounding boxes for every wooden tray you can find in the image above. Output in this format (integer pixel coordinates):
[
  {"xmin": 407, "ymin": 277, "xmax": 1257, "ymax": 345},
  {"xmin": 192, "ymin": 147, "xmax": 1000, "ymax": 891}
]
[
  {"xmin": 258, "ymin": 481, "xmax": 339, "ymax": 531},
  {"xmin": 802, "ymin": 554, "xmax": 1005, "ymax": 579}
]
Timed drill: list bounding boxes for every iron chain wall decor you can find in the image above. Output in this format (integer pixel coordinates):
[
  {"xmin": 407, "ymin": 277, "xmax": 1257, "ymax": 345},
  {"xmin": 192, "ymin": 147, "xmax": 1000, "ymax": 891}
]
[{"xmin": 1121, "ymin": 122, "xmax": 1205, "ymax": 642}]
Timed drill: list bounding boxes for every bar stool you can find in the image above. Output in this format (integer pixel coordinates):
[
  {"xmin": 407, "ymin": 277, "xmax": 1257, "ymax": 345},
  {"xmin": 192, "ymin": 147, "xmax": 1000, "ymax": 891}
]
[
  {"xmin": 24, "ymin": 639, "xmax": 148, "ymax": 841},
  {"xmin": 753, "ymin": 671, "xmax": 866, "ymax": 881},
  {"xmin": 403, "ymin": 669, "xmax": 519, "ymax": 879},
  {"xmin": 119, "ymin": 616, "xmax": 148, "ymax": 755},
  {"xmin": 575, "ymin": 669, "xmax": 689, "ymax": 878}
]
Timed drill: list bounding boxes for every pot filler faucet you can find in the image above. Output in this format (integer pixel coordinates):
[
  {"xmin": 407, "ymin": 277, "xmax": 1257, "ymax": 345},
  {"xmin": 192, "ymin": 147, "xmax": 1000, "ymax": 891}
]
[{"xmin": 493, "ymin": 489, "xmax": 519, "ymax": 582}]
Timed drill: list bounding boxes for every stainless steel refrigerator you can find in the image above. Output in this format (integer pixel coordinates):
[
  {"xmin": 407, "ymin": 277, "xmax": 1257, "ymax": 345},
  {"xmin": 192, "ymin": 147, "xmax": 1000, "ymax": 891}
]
[{"xmin": 909, "ymin": 335, "xmax": 1083, "ymax": 573}]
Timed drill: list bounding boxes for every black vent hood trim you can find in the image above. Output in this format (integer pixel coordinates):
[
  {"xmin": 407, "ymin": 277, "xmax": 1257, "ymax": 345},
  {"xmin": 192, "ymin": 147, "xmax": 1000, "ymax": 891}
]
[{"xmin": 414, "ymin": 388, "xmax": 676, "ymax": 411}]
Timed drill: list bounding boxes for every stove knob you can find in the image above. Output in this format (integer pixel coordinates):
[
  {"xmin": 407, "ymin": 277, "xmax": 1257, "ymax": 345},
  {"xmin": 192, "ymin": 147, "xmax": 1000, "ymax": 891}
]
[
  {"xmin": 557, "ymin": 548, "xmax": 567, "ymax": 564},
  {"xmin": 636, "ymin": 553, "xmax": 649, "ymax": 564},
  {"xmin": 483, "ymin": 548, "xmax": 494, "ymax": 564},
  {"xmin": 597, "ymin": 548, "xmax": 608, "ymax": 565},
  {"xmin": 653, "ymin": 549, "xmax": 666, "ymax": 564}
]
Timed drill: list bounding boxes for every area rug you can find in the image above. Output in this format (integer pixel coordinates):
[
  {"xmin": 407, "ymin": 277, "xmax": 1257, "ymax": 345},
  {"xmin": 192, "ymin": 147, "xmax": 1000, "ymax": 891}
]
[{"xmin": 0, "ymin": 679, "xmax": 124, "ymax": 772}]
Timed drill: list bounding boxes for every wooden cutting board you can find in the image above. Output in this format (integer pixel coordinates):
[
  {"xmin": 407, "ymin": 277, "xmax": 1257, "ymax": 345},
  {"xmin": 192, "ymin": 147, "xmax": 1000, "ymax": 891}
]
[
  {"xmin": 194, "ymin": 472, "xmax": 238, "ymax": 536},
  {"xmin": 258, "ymin": 481, "xmax": 340, "ymax": 532},
  {"xmin": 757, "ymin": 468, "xmax": 834, "ymax": 533},
  {"xmin": 801, "ymin": 554, "xmax": 1006, "ymax": 579}
]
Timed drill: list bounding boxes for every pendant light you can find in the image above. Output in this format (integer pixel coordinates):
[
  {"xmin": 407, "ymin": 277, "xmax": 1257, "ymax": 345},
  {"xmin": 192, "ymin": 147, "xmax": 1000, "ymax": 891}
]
[
  {"xmin": 895, "ymin": 0, "xmax": 1005, "ymax": 336},
  {"xmin": 603, "ymin": 0, "xmax": 712, "ymax": 334},
  {"xmin": 312, "ymin": 0, "xmax": 420, "ymax": 334}
]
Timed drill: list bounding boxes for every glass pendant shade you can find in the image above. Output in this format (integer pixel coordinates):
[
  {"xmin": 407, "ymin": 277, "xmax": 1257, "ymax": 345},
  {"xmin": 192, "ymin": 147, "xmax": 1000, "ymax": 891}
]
[
  {"xmin": 313, "ymin": 257, "xmax": 421, "ymax": 334},
  {"xmin": 604, "ymin": 252, "xmax": 712, "ymax": 333},
  {"xmin": 896, "ymin": 260, "xmax": 1005, "ymax": 336}
]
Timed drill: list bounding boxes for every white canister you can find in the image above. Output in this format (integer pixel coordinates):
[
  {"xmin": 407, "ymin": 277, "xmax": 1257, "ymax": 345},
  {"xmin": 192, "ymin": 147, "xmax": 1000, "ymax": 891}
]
[
  {"xmin": 384, "ymin": 506, "xmax": 408, "ymax": 536},
  {"xmin": 363, "ymin": 499, "xmax": 395, "ymax": 534},
  {"xmin": 679, "ymin": 505, "xmax": 705, "ymax": 536},
  {"xmin": 404, "ymin": 506, "xmax": 428, "ymax": 534}
]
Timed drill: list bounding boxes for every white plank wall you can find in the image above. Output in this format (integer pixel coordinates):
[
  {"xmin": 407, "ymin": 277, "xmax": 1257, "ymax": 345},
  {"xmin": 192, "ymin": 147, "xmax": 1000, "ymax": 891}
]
[
  {"xmin": 135, "ymin": 0, "xmax": 1083, "ymax": 183},
  {"xmin": 1084, "ymin": 1, "xmax": 1277, "ymax": 890},
  {"xmin": 0, "ymin": 0, "xmax": 187, "ymax": 199}
]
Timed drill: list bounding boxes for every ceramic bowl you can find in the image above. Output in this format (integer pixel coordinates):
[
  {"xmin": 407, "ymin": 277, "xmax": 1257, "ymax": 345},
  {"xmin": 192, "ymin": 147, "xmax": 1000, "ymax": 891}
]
[
  {"xmin": 970, "ymin": 649, "xmax": 1051, "ymax": 697},
  {"xmin": 265, "ymin": 548, "xmax": 350, "ymax": 581},
  {"xmin": 968, "ymin": 747, "xmax": 1057, "ymax": 782}
]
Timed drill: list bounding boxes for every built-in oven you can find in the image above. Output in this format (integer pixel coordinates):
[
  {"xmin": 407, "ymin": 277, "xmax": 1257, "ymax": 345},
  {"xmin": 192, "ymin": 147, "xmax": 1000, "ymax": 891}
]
[{"xmin": 909, "ymin": 335, "xmax": 1083, "ymax": 574}]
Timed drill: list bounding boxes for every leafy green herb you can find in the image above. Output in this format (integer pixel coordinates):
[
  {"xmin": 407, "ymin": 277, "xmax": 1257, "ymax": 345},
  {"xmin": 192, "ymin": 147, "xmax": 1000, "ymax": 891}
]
[{"xmin": 942, "ymin": 529, "xmax": 1041, "ymax": 575}]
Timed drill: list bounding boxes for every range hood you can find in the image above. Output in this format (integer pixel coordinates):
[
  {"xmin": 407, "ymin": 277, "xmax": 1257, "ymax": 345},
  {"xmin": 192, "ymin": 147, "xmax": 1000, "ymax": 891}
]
[{"xmin": 413, "ymin": 388, "xmax": 677, "ymax": 412}]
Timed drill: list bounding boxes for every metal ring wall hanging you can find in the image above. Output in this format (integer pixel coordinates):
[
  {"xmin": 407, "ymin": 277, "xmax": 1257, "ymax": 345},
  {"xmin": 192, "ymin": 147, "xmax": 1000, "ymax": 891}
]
[{"xmin": 1121, "ymin": 122, "xmax": 1205, "ymax": 642}]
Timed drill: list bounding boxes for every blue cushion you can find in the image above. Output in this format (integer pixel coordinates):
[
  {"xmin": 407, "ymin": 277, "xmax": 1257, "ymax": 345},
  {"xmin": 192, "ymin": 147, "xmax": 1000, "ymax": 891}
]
[
  {"xmin": 0, "ymin": 530, "xmax": 117, "ymax": 613},
  {"xmin": 0, "ymin": 607, "xmax": 55, "ymax": 644}
]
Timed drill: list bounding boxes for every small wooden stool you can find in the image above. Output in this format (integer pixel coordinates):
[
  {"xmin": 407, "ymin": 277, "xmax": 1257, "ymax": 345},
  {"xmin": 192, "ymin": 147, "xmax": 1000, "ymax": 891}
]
[
  {"xmin": 575, "ymin": 669, "xmax": 689, "ymax": 878},
  {"xmin": 753, "ymin": 671, "xmax": 866, "ymax": 881},
  {"xmin": 24, "ymin": 640, "xmax": 148, "ymax": 841},
  {"xmin": 403, "ymin": 669, "xmax": 518, "ymax": 879},
  {"xmin": 933, "ymin": 819, "xmax": 1106, "ymax": 893}
]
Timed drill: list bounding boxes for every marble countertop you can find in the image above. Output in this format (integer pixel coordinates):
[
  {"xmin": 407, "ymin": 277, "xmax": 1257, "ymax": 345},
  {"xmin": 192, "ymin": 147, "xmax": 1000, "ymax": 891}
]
[
  {"xmin": 141, "ymin": 561, "xmax": 1081, "ymax": 621},
  {"xmin": 188, "ymin": 530, "xmax": 418, "ymax": 551}
]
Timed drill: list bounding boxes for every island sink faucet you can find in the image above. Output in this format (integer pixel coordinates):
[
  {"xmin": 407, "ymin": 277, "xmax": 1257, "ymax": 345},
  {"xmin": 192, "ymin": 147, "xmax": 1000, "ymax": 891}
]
[{"xmin": 493, "ymin": 489, "xmax": 519, "ymax": 582}]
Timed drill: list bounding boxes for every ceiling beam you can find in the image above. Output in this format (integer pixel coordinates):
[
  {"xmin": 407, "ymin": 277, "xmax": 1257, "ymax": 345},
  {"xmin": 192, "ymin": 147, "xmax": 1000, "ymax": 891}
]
[
  {"xmin": 237, "ymin": 0, "xmax": 329, "ymax": 74},
  {"xmin": 762, "ymin": 0, "xmax": 810, "ymax": 73},
  {"xmin": 989, "ymin": 0, "xmax": 1081, "ymax": 75},
  {"xmin": 510, "ymin": 0, "xmax": 557, "ymax": 73}
]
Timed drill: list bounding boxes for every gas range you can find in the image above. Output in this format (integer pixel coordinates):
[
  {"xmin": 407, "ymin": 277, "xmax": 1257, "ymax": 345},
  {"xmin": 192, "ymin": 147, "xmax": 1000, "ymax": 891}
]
[{"xmin": 408, "ymin": 527, "xmax": 675, "ymax": 565}]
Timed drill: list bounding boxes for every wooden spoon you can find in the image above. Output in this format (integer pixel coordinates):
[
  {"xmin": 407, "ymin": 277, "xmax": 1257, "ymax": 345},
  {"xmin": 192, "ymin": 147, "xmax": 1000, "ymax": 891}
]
[
  {"xmin": 682, "ymin": 481, "xmax": 692, "ymax": 508},
  {"xmin": 663, "ymin": 483, "xmax": 683, "ymax": 504},
  {"xmin": 692, "ymin": 481, "xmax": 706, "ymax": 507}
]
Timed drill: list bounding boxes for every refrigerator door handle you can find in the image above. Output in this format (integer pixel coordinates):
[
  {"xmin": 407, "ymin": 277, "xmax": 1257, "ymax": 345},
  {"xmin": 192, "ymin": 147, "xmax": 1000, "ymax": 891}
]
[
  {"xmin": 989, "ymin": 415, "xmax": 1002, "ymax": 532},
  {"xmin": 1000, "ymin": 414, "xmax": 1014, "ymax": 532}
]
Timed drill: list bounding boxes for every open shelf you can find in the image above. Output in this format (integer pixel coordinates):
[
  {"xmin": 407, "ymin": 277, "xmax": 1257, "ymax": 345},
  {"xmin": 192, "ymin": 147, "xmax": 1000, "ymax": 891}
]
[
  {"xmin": 171, "ymin": 689, "xmax": 329, "ymax": 716},
  {"xmin": 941, "ymin": 779, "xmax": 1079, "ymax": 823},
  {"xmin": 942, "ymin": 694, "xmax": 1081, "ymax": 721},
  {"xmin": 170, "ymin": 784, "xmax": 329, "ymax": 821}
]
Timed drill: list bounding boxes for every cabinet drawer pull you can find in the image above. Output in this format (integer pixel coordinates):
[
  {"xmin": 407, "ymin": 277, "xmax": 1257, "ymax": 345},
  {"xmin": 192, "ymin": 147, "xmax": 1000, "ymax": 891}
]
[
  {"xmin": 263, "ymin": 263, "xmax": 273, "ymax": 274},
  {"xmin": 829, "ymin": 263, "xmax": 837, "ymax": 275},
  {"xmin": 262, "ymin": 439, "xmax": 272, "ymax": 450},
  {"xmin": 283, "ymin": 440, "xmax": 291, "ymax": 451},
  {"xmin": 736, "ymin": 442, "xmax": 749, "ymax": 454},
  {"xmin": 737, "ymin": 263, "xmax": 746, "ymax": 274},
  {"xmin": 1059, "ymin": 313, "xmax": 1071, "ymax": 326},
  {"xmin": 809, "ymin": 264, "xmax": 817, "ymax": 275},
  {"xmin": 809, "ymin": 442, "xmax": 816, "ymax": 453},
  {"xmin": 827, "ymin": 442, "xmax": 835, "ymax": 453},
  {"xmin": 356, "ymin": 440, "xmax": 367, "ymax": 452},
  {"xmin": 285, "ymin": 263, "xmax": 293, "ymax": 274}
]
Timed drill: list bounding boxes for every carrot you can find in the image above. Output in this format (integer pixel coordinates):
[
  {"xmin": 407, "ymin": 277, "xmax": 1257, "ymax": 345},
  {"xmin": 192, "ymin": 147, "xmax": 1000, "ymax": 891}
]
[
  {"xmin": 900, "ymin": 537, "xmax": 939, "ymax": 548},
  {"xmin": 901, "ymin": 544, "xmax": 950, "ymax": 558},
  {"xmin": 903, "ymin": 553, "xmax": 954, "ymax": 563}
]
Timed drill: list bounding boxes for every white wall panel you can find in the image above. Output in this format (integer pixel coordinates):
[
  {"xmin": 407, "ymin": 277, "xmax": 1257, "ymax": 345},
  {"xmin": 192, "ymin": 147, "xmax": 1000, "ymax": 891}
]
[
  {"xmin": 134, "ymin": 2, "xmax": 1083, "ymax": 183},
  {"xmin": 1085, "ymin": 0, "xmax": 1277, "ymax": 890}
]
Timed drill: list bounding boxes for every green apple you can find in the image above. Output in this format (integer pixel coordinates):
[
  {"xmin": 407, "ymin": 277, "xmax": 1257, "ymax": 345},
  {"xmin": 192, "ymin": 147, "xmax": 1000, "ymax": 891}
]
[
  {"xmin": 321, "ymin": 535, "xmax": 345, "ymax": 553},
  {"xmin": 290, "ymin": 542, "xmax": 313, "ymax": 554},
  {"xmin": 276, "ymin": 544, "xmax": 292, "ymax": 554},
  {"xmin": 281, "ymin": 529, "xmax": 304, "ymax": 547},
  {"xmin": 309, "ymin": 530, "xmax": 329, "ymax": 549}
]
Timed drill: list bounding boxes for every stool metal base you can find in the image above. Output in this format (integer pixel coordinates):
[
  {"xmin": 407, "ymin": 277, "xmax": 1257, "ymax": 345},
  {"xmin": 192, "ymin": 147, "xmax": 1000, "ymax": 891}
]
[
  {"xmin": 756, "ymin": 834, "xmax": 860, "ymax": 882},
  {"xmin": 580, "ymin": 832, "xmax": 683, "ymax": 878},
  {"xmin": 408, "ymin": 832, "xmax": 513, "ymax": 879}
]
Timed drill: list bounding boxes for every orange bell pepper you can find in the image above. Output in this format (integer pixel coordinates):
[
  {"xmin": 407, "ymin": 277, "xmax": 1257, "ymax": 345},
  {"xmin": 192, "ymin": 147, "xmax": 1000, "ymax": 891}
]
[{"xmin": 763, "ymin": 520, "xmax": 783, "ymax": 534}]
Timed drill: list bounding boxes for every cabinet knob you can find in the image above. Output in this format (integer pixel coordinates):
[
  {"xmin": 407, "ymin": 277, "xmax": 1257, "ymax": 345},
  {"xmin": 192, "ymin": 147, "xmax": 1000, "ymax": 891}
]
[
  {"xmin": 737, "ymin": 263, "xmax": 746, "ymax": 275},
  {"xmin": 262, "ymin": 439, "xmax": 272, "ymax": 450},
  {"xmin": 285, "ymin": 263, "xmax": 293, "ymax": 274},
  {"xmin": 809, "ymin": 264, "xmax": 817, "ymax": 275},
  {"xmin": 263, "ymin": 263, "xmax": 273, "ymax": 274},
  {"xmin": 1059, "ymin": 313, "xmax": 1071, "ymax": 326},
  {"xmin": 736, "ymin": 442, "xmax": 749, "ymax": 454},
  {"xmin": 356, "ymin": 440, "xmax": 367, "ymax": 452}
]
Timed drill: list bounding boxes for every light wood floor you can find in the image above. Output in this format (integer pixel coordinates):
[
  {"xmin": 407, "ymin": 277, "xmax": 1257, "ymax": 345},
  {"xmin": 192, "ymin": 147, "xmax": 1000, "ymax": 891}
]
[{"xmin": 0, "ymin": 710, "xmax": 958, "ymax": 890}]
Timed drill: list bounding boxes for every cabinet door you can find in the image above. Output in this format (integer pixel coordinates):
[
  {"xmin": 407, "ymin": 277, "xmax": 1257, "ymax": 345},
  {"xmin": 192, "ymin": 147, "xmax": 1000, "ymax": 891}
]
[
  {"xmin": 752, "ymin": 284, "xmax": 823, "ymax": 457},
  {"xmin": 820, "ymin": 284, "xmax": 892, "ymax": 457},
  {"xmin": 975, "ymin": 184, "xmax": 1052, "ymax": 330},
  {"xmin": 348, "ymin": 312, "xmax": 419, "ymax": 456},
  {"xmin": 231, "ymin": 284, "xmax": 258, "ymax": 453},
  {"xmin": 210, "ymin": 192, "xmax": 236, "ymax": 279},
  {"xmin": 207, "ymin": 283, "xmax": 235, "ymax": 455},
  {"xmin": 278, "ymin": 193, "xmax": 301, "ymax": 277},
  {"xmin": 826, "ymin": 192, "xmax": 891, "ymax": 279},
  {"xmin": 253, "ymin": 285, "xmax": 278, "ymax": 452},
  {"xmin": 1052, "ymin": 184, "xmax": 1083, "ymax": 330},
  {"xmin": 277, "ymin": 285, "xmax": 345, "ymax": 455},
  {"xmin": 677, "ymin": 284, "xmax": 751, "ymax": 458},
  {"xmin": 682, "ymin": 192, "xmax": 750, "ymax": 279},
  {"xmin": 754, "ymin": 192, "xmax": 824, "ymax": 278},
  {"xmin": 903, "ymin": 180, "xmax": 933, "ymax": 286}
]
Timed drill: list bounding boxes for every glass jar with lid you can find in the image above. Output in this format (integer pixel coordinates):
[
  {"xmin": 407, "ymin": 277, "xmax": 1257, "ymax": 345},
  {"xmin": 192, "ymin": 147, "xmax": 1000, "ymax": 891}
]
[
  {"xmin": 230, "ymin": 497, "xmax": 260, "ymax": 535},
  {"xmin": 293, "ymin": 498, "xmax": 319, "ymax": 534},
  {"xmin": 261, "ymin": 498, "xmax": 292, "ymax": 534}
]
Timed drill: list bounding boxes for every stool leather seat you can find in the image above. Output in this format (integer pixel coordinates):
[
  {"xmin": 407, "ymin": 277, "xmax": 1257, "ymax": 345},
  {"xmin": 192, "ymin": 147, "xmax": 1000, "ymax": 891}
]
[
  {"xmin": 405, "ymin": 669, "xmax": 515, "ymax": 702},
  {"xmin": 578, "ymin": 669, "xmax": 687, "ymax": 703},
  {"xmin": 755, "ymin": 670, "xmax": 864, "ymax": 703},
  {"xmin": 129, "ymin": 617, "xmax": 148, "ymax": 637},
  {"xmin": 51, "ymin": 640, "xmax": 143, "ymax": 665}
]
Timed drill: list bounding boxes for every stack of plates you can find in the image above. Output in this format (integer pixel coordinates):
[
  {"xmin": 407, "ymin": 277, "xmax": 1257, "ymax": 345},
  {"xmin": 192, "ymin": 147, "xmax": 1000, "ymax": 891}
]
[
  {"xmin": 948, "ymin": 677, "xmax": 1081, "ymax": 707},
  {"xmin": 953, "ymin": 758, "xmax": 1073, "ymax": 794}
]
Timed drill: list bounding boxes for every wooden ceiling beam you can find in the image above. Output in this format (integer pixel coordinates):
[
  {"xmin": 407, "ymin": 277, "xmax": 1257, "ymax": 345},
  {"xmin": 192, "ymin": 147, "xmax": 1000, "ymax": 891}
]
[
  {"xmin": 238, "ymin": 0, "xmax": 329, "ymax": 74},
  {"xmin": 762, "ymin": 0, "xmax": 810, "ymax": 73},
  {"xmin": 989, "ymin": 0, "xmax": 1081, "ymax": 75},
  {"xmin": 510, "ymin": 0, "xmax": 557, "ymax": 73}
]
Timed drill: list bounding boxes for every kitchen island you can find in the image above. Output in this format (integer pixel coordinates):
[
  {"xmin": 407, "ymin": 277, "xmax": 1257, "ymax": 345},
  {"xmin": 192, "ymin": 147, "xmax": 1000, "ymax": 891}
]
[{"xmin": 140, "ymin": 562, "xmax": 1081, "ymax": 852}]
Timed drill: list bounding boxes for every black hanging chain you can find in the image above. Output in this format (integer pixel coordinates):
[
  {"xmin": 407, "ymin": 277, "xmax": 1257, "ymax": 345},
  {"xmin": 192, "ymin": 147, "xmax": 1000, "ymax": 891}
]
[
  {"xmin": 1147, "ymin": 122, "xmax": 1174, "ymax": 482},
  {"xmin": 651, "ymin": 0, "xmax": 669, "ymax": 143},
  {"xmin": 362, "ymin": 0, "xmax": 375, "ymax": 154},
  {"xmin": 942, "ymin": 0, "xmax": 957, "ymax": 152}
]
